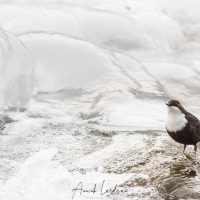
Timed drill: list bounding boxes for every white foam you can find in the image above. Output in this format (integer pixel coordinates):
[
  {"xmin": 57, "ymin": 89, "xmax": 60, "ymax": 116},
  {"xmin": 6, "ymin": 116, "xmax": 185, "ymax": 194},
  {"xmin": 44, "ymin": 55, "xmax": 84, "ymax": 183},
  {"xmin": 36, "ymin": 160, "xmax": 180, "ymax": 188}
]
[{"xmin": 0, "ymin": 148, "xmax": 133, "ymax": 200}]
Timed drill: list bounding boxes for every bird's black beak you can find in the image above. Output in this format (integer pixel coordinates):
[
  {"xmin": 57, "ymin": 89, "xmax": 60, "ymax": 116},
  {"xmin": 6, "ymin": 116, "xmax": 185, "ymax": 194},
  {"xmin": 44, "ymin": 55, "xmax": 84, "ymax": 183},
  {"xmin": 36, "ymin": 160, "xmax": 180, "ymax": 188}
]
[{"xmin": 165, "ymin": 103, "xmax": 169, "ymax": 106}]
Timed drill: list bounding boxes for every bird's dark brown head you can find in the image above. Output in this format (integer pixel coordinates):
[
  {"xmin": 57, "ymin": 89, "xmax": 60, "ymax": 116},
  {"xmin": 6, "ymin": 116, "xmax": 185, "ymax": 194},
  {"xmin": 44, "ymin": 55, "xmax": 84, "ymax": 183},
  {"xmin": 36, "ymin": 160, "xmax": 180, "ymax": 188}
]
[
  {"xmin": 165, "ymin": 99, "xmax": 181, "ymax": 107},
  {"xmin": 165, "ymin": 99, "xmax": 187, "ymax": 114}
]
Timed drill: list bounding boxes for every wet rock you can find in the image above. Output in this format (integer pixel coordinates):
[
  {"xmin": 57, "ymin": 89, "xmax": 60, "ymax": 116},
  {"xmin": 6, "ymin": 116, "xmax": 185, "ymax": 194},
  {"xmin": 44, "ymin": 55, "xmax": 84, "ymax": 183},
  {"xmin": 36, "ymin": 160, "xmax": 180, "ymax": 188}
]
[{"xmin": 0, "ymin": 115, "xmax": 14, "ymax": 132}]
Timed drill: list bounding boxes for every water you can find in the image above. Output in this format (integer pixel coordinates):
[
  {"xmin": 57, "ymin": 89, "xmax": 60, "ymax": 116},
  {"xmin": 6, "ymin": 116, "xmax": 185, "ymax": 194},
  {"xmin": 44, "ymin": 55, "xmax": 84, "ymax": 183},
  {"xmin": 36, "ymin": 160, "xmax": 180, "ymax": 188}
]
[{"xmin": 0, "ymin": 0, "xmax": 200, "ymax": 199}]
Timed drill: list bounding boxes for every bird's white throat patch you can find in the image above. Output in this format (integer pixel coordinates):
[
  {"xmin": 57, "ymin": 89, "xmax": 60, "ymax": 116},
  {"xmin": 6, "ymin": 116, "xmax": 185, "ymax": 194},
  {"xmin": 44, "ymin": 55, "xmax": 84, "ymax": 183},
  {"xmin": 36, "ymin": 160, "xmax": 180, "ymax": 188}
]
[{"xmin": 166, "ymin": 106, "xmax": 187, "ymax": 132}]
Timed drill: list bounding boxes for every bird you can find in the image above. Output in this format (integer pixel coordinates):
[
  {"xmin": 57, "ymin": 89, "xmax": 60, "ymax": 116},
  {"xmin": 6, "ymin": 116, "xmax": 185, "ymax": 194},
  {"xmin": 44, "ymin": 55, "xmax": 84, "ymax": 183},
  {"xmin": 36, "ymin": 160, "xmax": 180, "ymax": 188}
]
[{"xmin": 166, "ymin": 99, "xmax": 200, "ymax": 159}]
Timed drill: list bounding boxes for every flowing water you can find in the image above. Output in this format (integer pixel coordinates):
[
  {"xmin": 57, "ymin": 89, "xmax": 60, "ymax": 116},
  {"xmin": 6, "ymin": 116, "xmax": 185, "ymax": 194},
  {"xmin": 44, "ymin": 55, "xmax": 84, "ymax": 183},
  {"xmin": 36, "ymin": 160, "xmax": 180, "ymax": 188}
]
[{"xmin": 0, "ymin": 0, "xmax": 200, "ymax": 199}]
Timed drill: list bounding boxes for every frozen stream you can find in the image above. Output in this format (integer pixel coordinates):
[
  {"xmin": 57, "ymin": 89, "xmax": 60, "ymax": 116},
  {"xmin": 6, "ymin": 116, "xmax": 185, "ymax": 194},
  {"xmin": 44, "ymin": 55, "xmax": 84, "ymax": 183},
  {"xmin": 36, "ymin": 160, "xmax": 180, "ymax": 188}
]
[{"xmin": 0, "ymin": 0, "xmax": 200, "ymax": 199}]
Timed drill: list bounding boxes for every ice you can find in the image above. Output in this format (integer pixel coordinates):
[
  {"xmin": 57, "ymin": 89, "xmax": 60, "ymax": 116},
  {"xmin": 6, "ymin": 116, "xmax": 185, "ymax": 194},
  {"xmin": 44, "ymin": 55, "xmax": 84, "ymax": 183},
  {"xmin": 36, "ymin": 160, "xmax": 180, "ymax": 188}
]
[
  {"xmin": 103, "ymin": 100, "xmax": 166, "ymax": 131},
  {"xmin": 20, "ymin": 34, "xmax": 115, "ymax": 92},
  {"xmin": 134, "ymin": 13, "xmax": 185, "ymax": 51},
  {"xmin": 0, "ymin": 31, "xmax": 33, "ymax": 110},
  {"xmin": 145, "ymin": 63, "xmax": 195, "ymax": 82},
  {"xmin": 0, "ymin": 0, "xmax": 200, "ymax": 200},
  {"xmin": 165, "ymin": 0, "xmax": 200, "ymax": 38},
  {"xmin": 0, "ymin": 0, "xmax": 190, "ymax": 52}
]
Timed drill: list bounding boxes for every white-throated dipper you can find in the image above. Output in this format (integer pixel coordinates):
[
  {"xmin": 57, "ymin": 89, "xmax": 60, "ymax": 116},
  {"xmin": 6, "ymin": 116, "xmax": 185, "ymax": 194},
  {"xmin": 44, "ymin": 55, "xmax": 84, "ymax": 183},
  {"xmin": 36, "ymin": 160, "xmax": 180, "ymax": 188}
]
[{"xmin": 166, "ymin": 99, "xmax": 200, "ymax": 159}]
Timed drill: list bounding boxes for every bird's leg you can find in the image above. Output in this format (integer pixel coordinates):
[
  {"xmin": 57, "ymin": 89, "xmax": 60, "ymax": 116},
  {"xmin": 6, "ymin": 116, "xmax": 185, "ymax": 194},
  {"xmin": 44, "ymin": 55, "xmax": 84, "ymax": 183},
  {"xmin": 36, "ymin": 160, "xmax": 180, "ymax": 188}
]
[
  {"xmin": 194, "ymin": 144, "xmax": 197, "ymax": 160},
  {"xmin": 183, "ymin": 144, "xmax": 186, "ymax": 154}
]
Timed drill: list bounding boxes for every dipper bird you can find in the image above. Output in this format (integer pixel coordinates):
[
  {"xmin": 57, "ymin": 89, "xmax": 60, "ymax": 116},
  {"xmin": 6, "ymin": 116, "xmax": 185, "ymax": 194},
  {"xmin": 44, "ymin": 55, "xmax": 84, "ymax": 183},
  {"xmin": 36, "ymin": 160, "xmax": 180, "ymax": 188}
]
[{"xmin": 166, "ymin": 99, "xmax": 200, "ymax": 159}]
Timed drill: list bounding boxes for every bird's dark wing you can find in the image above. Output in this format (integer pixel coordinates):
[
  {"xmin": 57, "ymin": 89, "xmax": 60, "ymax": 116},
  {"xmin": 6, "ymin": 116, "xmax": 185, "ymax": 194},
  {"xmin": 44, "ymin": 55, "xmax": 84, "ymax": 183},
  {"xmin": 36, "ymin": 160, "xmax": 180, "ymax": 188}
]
[
  {"xmin": 185, "ymin": 113, "xmax": 200, "ymax": 135},
  {"xmin": 185, "ymin": 113, "xmax": 200, "ymax": 125}
]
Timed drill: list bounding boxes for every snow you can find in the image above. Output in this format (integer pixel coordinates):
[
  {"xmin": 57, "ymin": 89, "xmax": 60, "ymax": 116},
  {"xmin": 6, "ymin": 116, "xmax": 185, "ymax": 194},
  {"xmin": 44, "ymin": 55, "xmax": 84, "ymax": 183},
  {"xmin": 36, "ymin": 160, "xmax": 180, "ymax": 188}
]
[
  {"xmin": 0, "ymin": 0, "xmax": 199, "ymax": 199},
  {"xmin": 0, "ymin": 148, "xmax": 133, "ymax": 200}
]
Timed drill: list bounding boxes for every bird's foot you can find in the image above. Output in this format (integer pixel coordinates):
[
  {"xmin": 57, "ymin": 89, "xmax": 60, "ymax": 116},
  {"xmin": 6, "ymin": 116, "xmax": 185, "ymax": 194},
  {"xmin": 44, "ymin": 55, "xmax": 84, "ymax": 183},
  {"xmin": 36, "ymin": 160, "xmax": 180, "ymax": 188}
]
[
  {"xmin": 183, "ymin": 153, "xmax": 194, "ymax": 161},
  {"xmin": 183, "ymin": 154, "xmax": 199, "ymax": 165}
]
